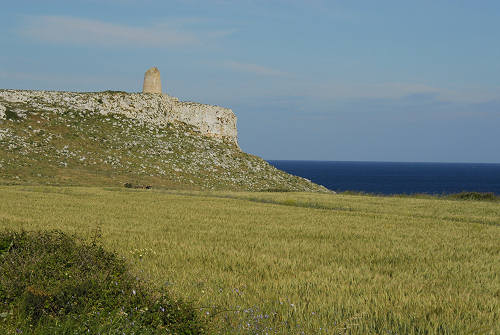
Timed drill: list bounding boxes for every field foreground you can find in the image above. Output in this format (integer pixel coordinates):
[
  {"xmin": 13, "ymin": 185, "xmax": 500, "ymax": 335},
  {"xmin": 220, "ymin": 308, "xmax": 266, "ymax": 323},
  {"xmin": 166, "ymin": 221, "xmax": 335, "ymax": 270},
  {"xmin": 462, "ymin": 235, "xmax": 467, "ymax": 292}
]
[{"xmin": 0, "ymin": 186, "xmax": 499, "ymax": 334}]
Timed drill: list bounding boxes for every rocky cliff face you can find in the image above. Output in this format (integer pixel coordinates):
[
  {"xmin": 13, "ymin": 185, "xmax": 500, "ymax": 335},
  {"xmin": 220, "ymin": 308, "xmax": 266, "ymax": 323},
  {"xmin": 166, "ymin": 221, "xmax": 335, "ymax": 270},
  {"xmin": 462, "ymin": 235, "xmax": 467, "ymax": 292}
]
[{"xmin": 0, "ymin": 89, "xmax": 239, "ymax": 146}]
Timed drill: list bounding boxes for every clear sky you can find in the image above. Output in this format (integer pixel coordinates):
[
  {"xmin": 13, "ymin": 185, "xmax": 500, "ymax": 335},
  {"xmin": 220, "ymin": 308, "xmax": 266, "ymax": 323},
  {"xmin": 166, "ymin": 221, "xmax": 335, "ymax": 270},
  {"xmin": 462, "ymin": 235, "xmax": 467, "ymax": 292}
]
[{"xmin": 1, "ymin": 0, "xmax": 499, "ymax": 163}]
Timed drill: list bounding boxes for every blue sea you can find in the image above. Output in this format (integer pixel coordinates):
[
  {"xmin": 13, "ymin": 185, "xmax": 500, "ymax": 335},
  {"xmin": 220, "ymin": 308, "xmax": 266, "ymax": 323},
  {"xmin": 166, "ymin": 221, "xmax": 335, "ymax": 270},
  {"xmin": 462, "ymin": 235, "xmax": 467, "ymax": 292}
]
[{"xmin": 268, "ymin": 161, "xmax": 500, "ymax": 195}]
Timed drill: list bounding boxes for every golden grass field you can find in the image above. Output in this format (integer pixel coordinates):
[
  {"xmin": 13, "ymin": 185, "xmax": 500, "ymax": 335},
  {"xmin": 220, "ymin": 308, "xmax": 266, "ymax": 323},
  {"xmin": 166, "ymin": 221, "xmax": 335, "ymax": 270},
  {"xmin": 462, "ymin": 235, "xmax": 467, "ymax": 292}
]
[{"xmin": 0, "ymin": 186, "xmax": 499, "ymax": 334}]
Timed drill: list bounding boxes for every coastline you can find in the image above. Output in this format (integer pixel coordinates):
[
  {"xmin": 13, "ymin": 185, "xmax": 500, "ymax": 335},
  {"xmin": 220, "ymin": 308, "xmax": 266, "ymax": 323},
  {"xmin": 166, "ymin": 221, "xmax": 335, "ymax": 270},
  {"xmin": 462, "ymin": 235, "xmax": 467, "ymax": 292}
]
[{"xmin": 268, "ymin": 160, "xmax": 500, "ymax": 196}]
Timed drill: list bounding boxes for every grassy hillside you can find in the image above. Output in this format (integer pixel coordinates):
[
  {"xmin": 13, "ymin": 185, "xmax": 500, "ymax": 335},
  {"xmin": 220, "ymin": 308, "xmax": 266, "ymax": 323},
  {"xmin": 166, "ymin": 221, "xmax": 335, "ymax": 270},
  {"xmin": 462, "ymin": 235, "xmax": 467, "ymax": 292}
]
[
  {"xmin": 0, "ymin": 91, "xmax": 326, "ymax": 192},
  {"xmin": 1, "ymin": 186, "xmax": 498, "ymax": 334}
]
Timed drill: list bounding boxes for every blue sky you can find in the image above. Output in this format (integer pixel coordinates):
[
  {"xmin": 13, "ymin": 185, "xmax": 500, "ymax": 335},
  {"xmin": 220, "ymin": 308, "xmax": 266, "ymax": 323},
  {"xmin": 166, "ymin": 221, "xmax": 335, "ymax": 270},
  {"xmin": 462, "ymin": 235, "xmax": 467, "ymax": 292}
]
[{"xmin": 1, "ymin": 0, "xmax": 499, "ymax": 163}]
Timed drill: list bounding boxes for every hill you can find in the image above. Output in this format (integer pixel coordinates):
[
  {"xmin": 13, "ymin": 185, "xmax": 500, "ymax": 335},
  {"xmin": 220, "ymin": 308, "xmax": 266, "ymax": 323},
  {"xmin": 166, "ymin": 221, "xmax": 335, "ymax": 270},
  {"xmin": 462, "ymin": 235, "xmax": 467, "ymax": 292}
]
[{"xmin": 0, "ymin": 89, "xmax": 327, "ymax": 192}]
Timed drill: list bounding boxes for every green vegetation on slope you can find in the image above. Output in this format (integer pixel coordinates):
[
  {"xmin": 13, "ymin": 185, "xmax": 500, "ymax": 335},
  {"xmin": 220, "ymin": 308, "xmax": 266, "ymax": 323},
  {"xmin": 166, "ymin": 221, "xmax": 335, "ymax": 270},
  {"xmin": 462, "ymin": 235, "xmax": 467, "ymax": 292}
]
[
  {"xmin": 0, "ymin": 92, "xmax": 326, "ymax": 192},
  {"xmin": 338, "ymin": 190, "xmax": 500, "ymax": 202},
  {"xmin": 0, "ymin": 230, "xmax": 204, "ymax": 335},
  {"xmin": 1, "ymin": 186, "xmax": 498, "ymax": 334}
]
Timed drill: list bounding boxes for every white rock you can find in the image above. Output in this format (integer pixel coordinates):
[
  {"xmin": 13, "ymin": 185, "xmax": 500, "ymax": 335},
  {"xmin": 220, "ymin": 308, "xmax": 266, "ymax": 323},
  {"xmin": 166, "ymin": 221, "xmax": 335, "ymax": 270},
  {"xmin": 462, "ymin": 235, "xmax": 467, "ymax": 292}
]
[{"xmin": 0, "ymin": 104, "xmax": 5, "ymax": 119}]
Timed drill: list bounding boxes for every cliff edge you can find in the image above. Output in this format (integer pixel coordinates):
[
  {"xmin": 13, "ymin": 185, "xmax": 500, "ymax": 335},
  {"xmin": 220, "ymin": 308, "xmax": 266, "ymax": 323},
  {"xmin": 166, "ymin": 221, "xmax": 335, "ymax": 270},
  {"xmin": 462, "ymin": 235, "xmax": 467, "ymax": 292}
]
[{"xmin": 0, "ymin": 89, "xmax": 239, "ymax": 147}]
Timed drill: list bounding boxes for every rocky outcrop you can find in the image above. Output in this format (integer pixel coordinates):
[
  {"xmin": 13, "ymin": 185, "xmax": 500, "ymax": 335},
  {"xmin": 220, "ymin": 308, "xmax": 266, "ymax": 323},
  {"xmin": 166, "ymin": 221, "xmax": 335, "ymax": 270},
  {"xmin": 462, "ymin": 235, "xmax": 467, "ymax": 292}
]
[{"xmin": 0, "ymin": 89, "xmax": 239, "ymax": 147}]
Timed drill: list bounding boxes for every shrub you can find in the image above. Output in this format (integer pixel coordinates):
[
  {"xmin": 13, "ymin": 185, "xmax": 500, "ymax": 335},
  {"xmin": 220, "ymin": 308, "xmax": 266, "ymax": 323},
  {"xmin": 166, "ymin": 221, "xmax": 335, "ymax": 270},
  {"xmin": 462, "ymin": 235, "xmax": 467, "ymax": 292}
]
[
  {"xmin": 260, "ymin": 188, "xmax": 291, "ymax": 192},
  {"xmin": 4, "ymin": 108, "xmax": 19, "ymax": 121},
  {"xmin": 446, "ymin": 192, "xmax": 498, "ymax": 201},
  {"xmin": 0, "ymin": 230, "xmax": 205, "ymax": 334}
]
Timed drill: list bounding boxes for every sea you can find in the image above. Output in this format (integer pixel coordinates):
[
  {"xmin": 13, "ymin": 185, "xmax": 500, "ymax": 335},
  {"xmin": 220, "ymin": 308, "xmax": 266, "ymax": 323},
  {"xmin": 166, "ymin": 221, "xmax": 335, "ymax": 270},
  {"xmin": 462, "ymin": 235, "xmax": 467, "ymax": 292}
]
[{"xmin": 267, "ymin": 161, "xmax": 500, "ymax": 195}]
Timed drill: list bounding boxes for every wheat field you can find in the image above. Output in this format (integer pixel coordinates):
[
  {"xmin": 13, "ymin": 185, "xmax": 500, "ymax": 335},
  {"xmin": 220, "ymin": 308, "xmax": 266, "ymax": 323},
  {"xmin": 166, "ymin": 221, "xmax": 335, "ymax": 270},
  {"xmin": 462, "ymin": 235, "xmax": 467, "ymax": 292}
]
[{"xmin": 0, "ymin": 186, "xmax": 498, "ymax": 334}]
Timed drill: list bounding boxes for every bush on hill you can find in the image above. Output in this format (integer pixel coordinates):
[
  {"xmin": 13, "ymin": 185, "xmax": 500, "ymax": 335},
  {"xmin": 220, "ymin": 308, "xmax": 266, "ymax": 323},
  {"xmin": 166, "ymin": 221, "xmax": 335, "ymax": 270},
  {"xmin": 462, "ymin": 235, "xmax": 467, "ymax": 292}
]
[
  {"xmin": 338, "ymin": 190, "xmax": 499, "ymax": 202},
  {"xmin": 445, "ymin": 191, "xmax": 498, "ymax": 201},
  {"xmin": 0, "ymin": 230, "xmax": 205, "ymax": 334}
]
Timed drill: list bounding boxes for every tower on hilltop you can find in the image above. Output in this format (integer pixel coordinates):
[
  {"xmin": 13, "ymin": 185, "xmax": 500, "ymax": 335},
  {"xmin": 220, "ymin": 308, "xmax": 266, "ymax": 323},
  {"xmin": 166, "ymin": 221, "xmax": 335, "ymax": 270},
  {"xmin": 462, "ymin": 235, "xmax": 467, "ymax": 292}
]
[{"xmin": 142, "ymin": 67, "xmax": 162, "ymax": 94}]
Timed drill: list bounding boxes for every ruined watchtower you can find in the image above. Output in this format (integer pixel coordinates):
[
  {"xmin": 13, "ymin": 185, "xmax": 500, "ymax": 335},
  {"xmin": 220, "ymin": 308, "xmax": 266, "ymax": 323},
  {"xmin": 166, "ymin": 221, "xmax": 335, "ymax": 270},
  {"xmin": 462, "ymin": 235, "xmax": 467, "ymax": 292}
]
[{"xmin": 142, "ymin": 67, "xmax": 162, "ymax": 94}]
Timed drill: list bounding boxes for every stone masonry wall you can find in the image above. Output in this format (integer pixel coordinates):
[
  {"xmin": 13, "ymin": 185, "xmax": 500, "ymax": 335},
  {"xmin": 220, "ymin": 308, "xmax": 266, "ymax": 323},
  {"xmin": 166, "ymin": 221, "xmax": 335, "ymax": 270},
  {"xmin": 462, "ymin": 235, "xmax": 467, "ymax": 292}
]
[{"xmin": 0, "ymin": 90, "xmax": 239, "ymax": 147}]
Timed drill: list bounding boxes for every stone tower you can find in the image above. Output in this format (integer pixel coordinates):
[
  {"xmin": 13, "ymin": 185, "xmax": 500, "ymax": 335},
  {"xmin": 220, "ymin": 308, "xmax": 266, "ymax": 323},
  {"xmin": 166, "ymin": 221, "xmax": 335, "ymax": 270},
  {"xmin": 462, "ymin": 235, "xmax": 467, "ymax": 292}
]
[{"xmin": 142, "ymin": 67, "xmax": 162, "ymax": 94}]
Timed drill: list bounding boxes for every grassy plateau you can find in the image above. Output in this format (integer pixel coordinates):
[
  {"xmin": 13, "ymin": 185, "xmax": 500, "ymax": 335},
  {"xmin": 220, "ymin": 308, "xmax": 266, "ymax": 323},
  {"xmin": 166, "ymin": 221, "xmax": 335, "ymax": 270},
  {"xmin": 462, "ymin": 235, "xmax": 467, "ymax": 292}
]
[{"xmin": 0, "ymin": 186, "xmax": 498, "ymax": 334}]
